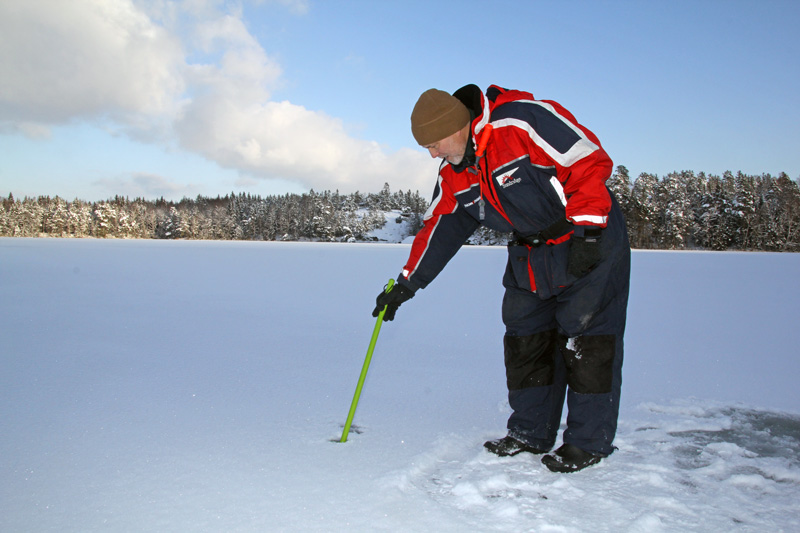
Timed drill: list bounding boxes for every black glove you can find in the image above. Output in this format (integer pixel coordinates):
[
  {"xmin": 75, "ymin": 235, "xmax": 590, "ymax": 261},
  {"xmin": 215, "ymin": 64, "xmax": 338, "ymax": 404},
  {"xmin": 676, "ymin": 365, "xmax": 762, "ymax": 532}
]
[
  {"xmin": 567, "ymin": 227, "xmax": 602, "ymax": 278},
  {"xmin": 372, "ymin": 283, "xmax": 414, "ymax": 321}
]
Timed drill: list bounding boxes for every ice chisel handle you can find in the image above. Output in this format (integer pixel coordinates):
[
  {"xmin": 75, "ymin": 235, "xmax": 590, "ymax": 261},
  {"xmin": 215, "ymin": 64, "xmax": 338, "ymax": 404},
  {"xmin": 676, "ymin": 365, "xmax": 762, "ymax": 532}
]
[{"xmin": 340, "ymin": 278, "xmax": 395, "ymax": 443}]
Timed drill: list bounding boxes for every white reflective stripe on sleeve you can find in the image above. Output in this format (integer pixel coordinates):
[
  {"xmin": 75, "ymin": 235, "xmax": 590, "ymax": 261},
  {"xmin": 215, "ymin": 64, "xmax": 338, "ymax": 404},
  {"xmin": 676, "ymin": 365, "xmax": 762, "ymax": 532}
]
[
  {"xmin": 405, "ymin": 213, "xmax": 445, "ymax": 281},
  {"xmin": 550, "ymin": 177, "xmax": 567, "ymax": 207},
  {"xmin": 423, "ymin": 173, "xmax": 445, "ymax": 221},
  {"xmin": 571, "ymin": 214, "xmax": 608, "ymax": 224}
]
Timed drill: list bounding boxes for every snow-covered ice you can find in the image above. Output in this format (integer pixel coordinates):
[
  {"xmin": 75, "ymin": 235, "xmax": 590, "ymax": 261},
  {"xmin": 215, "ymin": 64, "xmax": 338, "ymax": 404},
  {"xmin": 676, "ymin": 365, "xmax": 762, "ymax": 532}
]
[{"xmin": 1, "ymin": 238, "xmax": 799, "ymax": 532}]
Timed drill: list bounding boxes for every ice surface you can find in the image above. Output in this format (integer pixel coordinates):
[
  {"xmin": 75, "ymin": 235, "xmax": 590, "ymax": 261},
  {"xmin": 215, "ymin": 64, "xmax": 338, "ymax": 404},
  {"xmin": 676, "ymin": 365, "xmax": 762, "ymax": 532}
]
[{"xmin": 1, "ymin": 239, "xmax": 799, "ymax": 531}]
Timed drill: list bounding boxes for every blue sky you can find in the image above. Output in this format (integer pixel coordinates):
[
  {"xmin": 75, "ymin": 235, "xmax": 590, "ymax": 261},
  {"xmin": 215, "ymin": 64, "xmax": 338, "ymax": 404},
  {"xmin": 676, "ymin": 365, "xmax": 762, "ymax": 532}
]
[{"xmin": 1, "ymin": 0, "xmax": 798, "ymax": 202}]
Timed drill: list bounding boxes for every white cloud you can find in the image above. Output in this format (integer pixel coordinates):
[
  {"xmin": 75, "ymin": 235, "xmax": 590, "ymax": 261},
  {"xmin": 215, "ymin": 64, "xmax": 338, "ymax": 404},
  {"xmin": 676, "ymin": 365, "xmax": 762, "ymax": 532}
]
[
  {"xmin": 183, "ymin": 11, "xmax": 281, "ymax": 105},
  {"xmin": 0, "ymin": 0, "xmax": 184, "ymax": 126},
  {"xmin": 176, "ymin": 96, "xmax": 437, "ymax": 192},
  {"xmin": 0, "ymin": 0, "xmax": 436, "ymax": 195}
]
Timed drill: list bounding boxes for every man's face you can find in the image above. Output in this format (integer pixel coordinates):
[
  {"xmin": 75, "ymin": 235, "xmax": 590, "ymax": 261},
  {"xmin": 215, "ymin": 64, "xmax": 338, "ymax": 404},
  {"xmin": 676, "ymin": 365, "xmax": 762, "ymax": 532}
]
[{"xmin": 423, "ymin": 124, "xmax": 469, "ymax": 165}]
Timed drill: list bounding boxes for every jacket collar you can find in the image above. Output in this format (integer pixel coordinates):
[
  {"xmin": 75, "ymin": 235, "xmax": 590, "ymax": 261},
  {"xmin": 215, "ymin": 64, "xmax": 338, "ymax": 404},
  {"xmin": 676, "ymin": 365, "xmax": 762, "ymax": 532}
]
[
  {"xmin": 449, "ymin": 84, "xmax": 490, "ymax": 172},
  {"xmin": 452, "ymin": 84, "xmax": 490, "ymax": 140}
]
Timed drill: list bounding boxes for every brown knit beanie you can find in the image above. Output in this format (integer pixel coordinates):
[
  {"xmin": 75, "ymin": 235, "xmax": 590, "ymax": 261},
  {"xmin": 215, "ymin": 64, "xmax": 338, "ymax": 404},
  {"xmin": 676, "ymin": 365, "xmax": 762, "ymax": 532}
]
[{"xmin": 410, "ymin": 89, "xmax": 470, "ymax": 145}]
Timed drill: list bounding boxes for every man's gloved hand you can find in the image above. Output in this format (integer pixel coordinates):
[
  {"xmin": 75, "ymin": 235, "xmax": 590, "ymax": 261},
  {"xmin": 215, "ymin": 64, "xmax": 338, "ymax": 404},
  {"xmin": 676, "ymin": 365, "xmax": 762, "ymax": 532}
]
[
  {"xmin": 567, "ymin": 227, "xmax": 603, "ymax": 278},
  {"xmin": 372, "ymin": 283, "xmax": 414, "ymax": 321}
]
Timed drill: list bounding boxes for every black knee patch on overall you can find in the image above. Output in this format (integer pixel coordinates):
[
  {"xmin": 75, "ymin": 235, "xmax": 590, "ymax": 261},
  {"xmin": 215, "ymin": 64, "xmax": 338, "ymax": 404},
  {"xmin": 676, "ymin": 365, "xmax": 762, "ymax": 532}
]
[
  {"xmin": 560, "ymin": 334, "xmax": 615, "ymax": 394},
  {"xmin": 504, "ymin": 330, "xmax": 557, "ymax": 390}
]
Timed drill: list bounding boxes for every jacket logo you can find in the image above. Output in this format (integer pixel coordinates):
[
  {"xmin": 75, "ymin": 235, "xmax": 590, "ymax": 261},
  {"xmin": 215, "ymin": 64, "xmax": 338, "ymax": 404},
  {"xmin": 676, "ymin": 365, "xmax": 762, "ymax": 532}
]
[{"xmin": 496, "ymin": 167, "xmax": 521, "ymax": 188}]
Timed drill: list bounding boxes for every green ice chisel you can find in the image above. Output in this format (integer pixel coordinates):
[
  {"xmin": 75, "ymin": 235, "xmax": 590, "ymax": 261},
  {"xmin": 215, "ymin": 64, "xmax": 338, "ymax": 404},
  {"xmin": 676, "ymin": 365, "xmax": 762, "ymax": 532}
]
[{"xmin": 340, "ymin": 278, "xmax": 394, "ymax": 443}]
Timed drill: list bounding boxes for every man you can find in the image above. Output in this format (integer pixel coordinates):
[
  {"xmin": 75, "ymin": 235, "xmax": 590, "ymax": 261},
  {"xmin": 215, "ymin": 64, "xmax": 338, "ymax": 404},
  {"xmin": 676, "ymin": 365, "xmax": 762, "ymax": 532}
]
[{"xmin": 373, "ymin": 84, "xmax": 630, "ymax": 473}]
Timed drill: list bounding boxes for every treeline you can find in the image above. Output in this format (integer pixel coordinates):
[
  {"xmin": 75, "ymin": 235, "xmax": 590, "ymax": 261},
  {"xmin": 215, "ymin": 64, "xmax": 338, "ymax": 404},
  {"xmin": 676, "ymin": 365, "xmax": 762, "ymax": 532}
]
[
  {"xmin": 0, "ymin": 184, "xmax": 427, "ymax": 242},
  {"xmin": 607, "ymin": 167, "xmax": 800, "ymax": 251},
  {"xmin": 2, "ymin": 169, "xmax": 799, "ymax": 251}
]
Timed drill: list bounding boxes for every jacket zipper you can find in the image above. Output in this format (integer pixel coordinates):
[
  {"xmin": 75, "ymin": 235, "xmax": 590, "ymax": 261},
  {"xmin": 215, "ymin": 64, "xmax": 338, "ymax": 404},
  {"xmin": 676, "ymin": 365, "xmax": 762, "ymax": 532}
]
[{"xmin": 472, "ymin": 124, "xmax": 493, "ymax": 221}]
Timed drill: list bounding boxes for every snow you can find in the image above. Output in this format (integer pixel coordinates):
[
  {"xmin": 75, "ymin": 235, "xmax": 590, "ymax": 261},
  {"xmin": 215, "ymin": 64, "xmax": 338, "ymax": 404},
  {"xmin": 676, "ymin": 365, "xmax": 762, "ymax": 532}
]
[
  {"xmin": 1, "ymin": 238, "xmax": 799, "ymax": 532},
  {"xmin": 367, "ymin": 209, "xmax": 417, "ymax": 244}
]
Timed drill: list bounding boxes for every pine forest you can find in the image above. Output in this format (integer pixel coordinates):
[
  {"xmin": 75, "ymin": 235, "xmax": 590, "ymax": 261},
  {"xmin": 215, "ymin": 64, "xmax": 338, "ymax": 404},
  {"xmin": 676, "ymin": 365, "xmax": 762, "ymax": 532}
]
[{"xmin": 2, "ymin": 168, "xmax": 799, "ymax": 252}]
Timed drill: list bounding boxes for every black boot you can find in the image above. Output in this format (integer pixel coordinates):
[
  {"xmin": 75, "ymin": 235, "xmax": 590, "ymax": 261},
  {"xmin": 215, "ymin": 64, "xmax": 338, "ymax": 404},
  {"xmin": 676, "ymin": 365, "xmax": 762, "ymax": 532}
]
[
  {"xmin": 484, "ymin": 435, "xmax": 548, "ymax": 457},
  {"xmin": 541, "ymin": 443, "xmax": 603, "ymax": 472}
]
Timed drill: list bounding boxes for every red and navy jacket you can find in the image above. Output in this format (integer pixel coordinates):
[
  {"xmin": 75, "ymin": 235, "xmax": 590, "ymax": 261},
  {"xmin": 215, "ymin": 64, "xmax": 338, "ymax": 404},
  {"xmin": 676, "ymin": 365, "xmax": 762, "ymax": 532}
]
[{"xmin": 399, "ymin": 84, "xmax": 613, "ymax": 292}]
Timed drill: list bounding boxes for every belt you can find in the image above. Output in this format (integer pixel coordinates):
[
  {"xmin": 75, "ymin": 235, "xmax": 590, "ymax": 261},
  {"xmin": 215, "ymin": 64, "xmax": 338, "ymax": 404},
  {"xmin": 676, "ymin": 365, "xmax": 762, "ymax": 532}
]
[{"xmin": 509, "ymin": 218, "xmax": 572, "ymax": 248}]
